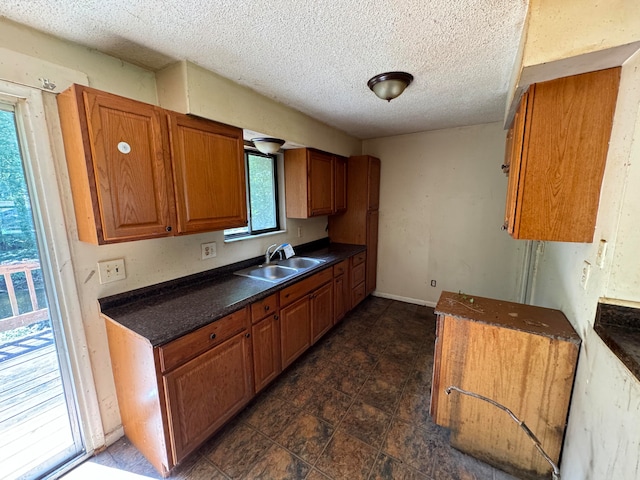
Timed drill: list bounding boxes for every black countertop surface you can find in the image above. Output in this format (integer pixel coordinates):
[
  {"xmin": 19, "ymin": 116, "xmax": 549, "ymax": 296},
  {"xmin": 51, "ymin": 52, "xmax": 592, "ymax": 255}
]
[
  {"xmin": 99, "ymin": 240, "xmax": 365, "ymax": 347},
  {"xmin": 594, "ymin": 301, "xmax": 640, "ymax": 382}
]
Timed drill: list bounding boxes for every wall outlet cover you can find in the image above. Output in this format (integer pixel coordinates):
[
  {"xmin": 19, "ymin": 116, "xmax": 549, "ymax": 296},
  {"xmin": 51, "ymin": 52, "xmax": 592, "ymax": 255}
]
[
  {"xmin": 201, "ymin": 242, "xmax": 217, "ymax": 260},
  {"xmin": 98, "ymin": 258, "xmax": 126, "ymax": 284}
]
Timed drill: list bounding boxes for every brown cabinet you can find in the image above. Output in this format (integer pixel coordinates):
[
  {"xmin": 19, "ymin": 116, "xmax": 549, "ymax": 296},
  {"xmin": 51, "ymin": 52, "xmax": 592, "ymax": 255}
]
[
  {"xmin": 104, "ymin": 307, "xmax": 253, "ymax": 476},
  {"xmin": 284, "ymin": 148, "xmax": 347, "ymax": 218},
  {"xmin": 350, "ymin": 252, "xmax": 366, "ymax": 309},
  {"xmin": 250, "ymin": 294, "xmax": 281, "ymax": 393},
  {"xmin": 431, "ymin": 292, "xmax": 580, "ymax": 479},
  {"xmin": 279, "ymin": 268, "xmax": 333, "ymax": 368},
  {"xmin": 57, "ymin": 84, "xmax": 175, "ymax": 243},
  {"xmin": 333, "ymin": 259, "xmax": 349, "ymax": 324},
  {"xmin": 329, "ymin": 155, "xmax": 380, "ymax": 295},
  {"xmin": 503, "ymin": 67, "xmax": 620, "ymax": 242},
  {"xmin": 168, "ymin": 113, "xmax": 247, "ymax": 234},
  {"xmin": 57, "ymin": 84, "xmax": 247, "ymax": 244}
]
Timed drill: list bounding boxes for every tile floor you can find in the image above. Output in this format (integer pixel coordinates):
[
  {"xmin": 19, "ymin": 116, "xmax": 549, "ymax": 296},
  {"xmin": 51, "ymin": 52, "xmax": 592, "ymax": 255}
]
[{"xmin": 63, "ymin": 297, "xmax": 518, "ymax": 480}]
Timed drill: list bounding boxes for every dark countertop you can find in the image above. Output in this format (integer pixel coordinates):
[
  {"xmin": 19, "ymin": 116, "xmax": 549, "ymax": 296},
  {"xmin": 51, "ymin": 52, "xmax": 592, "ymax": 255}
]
[
  {"xmin": 99, "ymin": 240, "xmax": 365, "ymax": 347},
  {"xmin": 595, "ymin": 301, "xmax": 640, "ymax": 382},
  {"xmin": 435, "ymin": 291, "xmax": 580, "ymax": 343}
]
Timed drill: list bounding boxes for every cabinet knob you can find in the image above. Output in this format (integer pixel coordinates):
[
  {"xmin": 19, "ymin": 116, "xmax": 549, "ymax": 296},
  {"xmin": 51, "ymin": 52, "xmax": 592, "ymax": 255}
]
[
  {"xmin": 245, "ymin": 333, "xmax": 251, "ymax": 338},
  {"xmin": 264, "ymin": 305, "xmax": 270, "ymax": 312},
  {"xmin": 274, "ymin": 314, "xmax": 279, "ymax": 321},
  {"xmin": 501, "ymin": 223, "xmax": 508, "ymax": 231},
  {"xmin": 166, "ymin": 226, "xmax": 172, "ymax": 232},
  {"xmin": 209, "ymin": 333, "xmax": 217, "ymax": 340}
]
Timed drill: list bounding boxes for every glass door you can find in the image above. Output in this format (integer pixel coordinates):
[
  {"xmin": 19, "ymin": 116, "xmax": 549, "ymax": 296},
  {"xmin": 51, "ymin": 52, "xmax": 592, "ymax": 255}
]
[{"xmin": 0, "ymin": 103, "xmax": 84, "ymax": 478}]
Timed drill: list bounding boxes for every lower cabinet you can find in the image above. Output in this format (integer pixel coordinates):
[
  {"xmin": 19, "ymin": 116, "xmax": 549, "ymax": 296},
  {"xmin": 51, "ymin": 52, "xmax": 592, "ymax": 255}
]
[
  {"xmin": 104, "ymin": 252, "xmax": 363, "ymax": 477},
  {"xmin": 351, "ymin": 252, "xmax": 366, "ymax": 309},
  {"xmin": 333, "ymin": 259, "xmax": 349, "ymax": 324},
  {"xmin": 163, "ymin": 331, "xmax": 253, "ymax": 462}
]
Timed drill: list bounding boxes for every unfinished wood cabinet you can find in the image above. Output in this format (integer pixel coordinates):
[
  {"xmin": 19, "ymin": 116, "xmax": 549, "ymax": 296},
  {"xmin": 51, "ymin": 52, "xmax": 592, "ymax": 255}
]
[
  {"xmin": 329, "ymin": 155, "xmax": 380, "ymax": 295},
  {"xmin": 250, "ymin": 294, "xmax": 281, "ymax": 393},
  {"xmin": 431, "ymin": 291, "xmax": 580, "ymax": 480},
  {"xmin": 284, "ymin": 148, "xmax": 347, "ymax": 218},
  {"xmin": 104, "ymin": 307, "xmax": 253, "ymax": 476},
  {"xmin": 57, "ymin": 84, "xmax": 175, "ymax": 244},
  {"xmin": 168, "ymin": 113, "xmax": 247, "ymax": 234},
  {"xmin": 504, "ymin": 67, "xmax": 620, "ymax": 242}
]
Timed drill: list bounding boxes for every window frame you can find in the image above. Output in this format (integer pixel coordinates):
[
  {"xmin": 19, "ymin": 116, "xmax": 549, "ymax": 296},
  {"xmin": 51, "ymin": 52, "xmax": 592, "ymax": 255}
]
[{"xmin": 224, "ymin": 149, "xmax": 281, "ymax": 240}]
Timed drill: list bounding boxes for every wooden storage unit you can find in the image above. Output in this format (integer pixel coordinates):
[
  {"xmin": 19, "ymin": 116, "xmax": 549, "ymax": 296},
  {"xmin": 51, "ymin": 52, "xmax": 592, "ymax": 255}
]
[
  {"xmin": 329, "ymin": 155, "xmax": 380, "ymax": 295},
  {"xmin": 250, "ymin": 294, "xmax": 281, "ymax": 393},
  {"xmin": 168, "ymin": 112, "xmax": 247, "ymax": 234},
  {"xmin": 284, "ymin": 148, "xmax": 347, "ymax": 218},
  {"xmin": 57, "ymin": 84, "xmax": 247, "ymax": 244},
  {"xmin": 279, "ymin": 268, "xmax": 333, "ymax": 368},
  {"xmin": 503, "ymin": 67, "xmax": 620, "ymax": 242},
  {"xmin": 333, "ymin": 259, "xmax": 350, "ymax": 324},
  {"xmin": 104, "ymin": 307, "xmax": 253, "ymax": 476},
  {"xmin": 57, "ymin": 84, "xmax": 175, "ymax": 244},
  {"xmin": 350, "ymin": 252, "xmax": 366, "ymax": 309},
  {"xmin": 431, "ymin": 291, "xmax": 580, "ymax": 479}
]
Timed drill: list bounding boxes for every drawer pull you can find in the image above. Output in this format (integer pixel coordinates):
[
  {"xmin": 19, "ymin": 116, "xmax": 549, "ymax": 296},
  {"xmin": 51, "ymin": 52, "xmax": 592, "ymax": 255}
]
[
  {"xmin": 274, "ymin": 314, "xmax": 279, "ymax": 320},
  {"xmin": 245, "ymin": 333, "xmax": 251, "ymax": 338},
  {"xmin": 209, "ymin": 333, "xmax": 217, "ymax": 340},
  {"xmin": 265, "ymin": 305, "xmax": 270, "ymax": 312}
]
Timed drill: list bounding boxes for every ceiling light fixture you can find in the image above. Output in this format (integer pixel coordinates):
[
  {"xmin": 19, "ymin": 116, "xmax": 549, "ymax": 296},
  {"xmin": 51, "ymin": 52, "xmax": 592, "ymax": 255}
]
[
  {"xmin": 252, "ymin": 137, "xmax": 285, "ymax": 154},
  {"xmin": 367, "ymin": 71, "xmax": 414, "ymax": 102}
]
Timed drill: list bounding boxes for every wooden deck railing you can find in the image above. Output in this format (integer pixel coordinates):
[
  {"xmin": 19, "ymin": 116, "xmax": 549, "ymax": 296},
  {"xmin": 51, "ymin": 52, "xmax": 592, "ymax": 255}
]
[{"xmin": 0, "ymin": 261, "xmax": 48, "ymax": 333}]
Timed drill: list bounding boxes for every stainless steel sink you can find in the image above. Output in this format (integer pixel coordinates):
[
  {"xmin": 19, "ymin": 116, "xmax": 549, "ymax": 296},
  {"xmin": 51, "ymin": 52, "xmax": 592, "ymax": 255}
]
[
  {"xmin": 274, "ymin": 257, "xmax": 325, "ymax": 269},
  {"xmin": 234, "ymin": 264, "xmax": 298, "ymax": 283}
]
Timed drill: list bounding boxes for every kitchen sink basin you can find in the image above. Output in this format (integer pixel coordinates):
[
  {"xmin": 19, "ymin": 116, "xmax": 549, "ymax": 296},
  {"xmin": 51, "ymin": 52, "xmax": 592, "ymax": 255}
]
[
  {"xmin": 274, "ymin": 257, "xmax": 325, "ymax": 269},
  {"xmin": 234, "ymin": 264, "xmax": 298, "ymax": 283}
]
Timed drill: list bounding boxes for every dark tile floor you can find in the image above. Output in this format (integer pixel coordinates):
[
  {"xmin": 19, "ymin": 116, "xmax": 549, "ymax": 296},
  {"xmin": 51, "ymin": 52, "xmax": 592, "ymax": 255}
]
[{"xmin": 62, "ymin": 297, "xmax": 517, "ymax": 480}]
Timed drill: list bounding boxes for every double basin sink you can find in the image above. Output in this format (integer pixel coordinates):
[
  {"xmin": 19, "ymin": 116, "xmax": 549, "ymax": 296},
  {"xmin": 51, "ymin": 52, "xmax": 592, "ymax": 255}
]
[{"xmin": 234, "ymin": 256, "xmax": 326, "ymax": 284}]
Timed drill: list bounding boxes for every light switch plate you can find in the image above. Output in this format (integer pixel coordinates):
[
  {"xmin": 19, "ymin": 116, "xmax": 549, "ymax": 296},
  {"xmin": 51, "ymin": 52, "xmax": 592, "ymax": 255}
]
[{"xmin": 98, "ymin": 258, "xmax": 126, "ymax": 284}]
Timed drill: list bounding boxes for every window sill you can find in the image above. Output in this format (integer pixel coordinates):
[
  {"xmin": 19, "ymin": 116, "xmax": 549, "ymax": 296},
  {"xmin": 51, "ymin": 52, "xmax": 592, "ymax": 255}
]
[
  {"xmin": 224, "ymin": 230, "xmax": 287, "ymax": 244},
  {"xmin": 595, "ymin": 299, "xmax": 640, "ymax": 383}
]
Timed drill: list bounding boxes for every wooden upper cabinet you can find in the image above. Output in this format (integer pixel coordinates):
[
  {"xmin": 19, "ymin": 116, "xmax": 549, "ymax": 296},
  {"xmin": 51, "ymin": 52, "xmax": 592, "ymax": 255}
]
[
  {"xmin": 367, "ymin": 158, "xmax": 381, "ymax": 211},
  {"xmin": 168, "ymin": 113, "xmax": 247, "ymax": 234},
  {"xmin": 334, "ymin": 155, "xmax": 348, "ymax": 214},
  {"xmin": 57, "ymin": 85, "xmax": 175, "ymax": 244},
  {"xmin": 504, "ymin": 67, "xmax": 621, "ymax": 242},
  {"xmin": 284, "ymin": 148, "xmax": 346, "ymax": 218}
]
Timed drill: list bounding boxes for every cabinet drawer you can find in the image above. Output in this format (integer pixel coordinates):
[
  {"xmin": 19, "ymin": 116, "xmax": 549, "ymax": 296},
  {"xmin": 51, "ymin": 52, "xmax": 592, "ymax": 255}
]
[
  {"xmin": 333, "ymin": 259, "xmax": 349, "ymax": 277},
  {"xmin": 251, "ymin": 294, "xmax": 278, "ymax": 324},
  {"xmin": 351, "ymin": 262, "xmax": 365, "ymax": 286},
  {"xmin": 280, "ymin": 268, "xmax": 333, "ymax": 307},
  {"xmin": 351, "ymin": 282, "xmax": 366, "ymax": 308},
  {"xmin": 159, "ymin": 307, "xmax": 249, "ymax": 372},
  {"xmin": 352, "ymin": 252, "xmax": 366, "ymax": 267}
]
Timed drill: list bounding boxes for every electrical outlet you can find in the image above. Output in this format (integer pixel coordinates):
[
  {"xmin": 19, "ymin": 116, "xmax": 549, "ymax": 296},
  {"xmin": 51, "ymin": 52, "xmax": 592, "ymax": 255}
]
[
  {"xmin": 98, "ymin": 258, "xmax": 126, "ymax": 284},
  {"xmin": 596, "ymin": 239, "xmax": 608, "ymax": 268},
  {"xmin": 201, "ymin": 241, "xmax": 217, "ymax": 259},
  {"xmin": 580, "ymin": 261, "xmax": 591, "ymax": 290},
  {"xmin": 297, "ymin": 226, "xmax": 302, "ymax": 238},
  {"xmin": 431, "ymin": 280, "xmax": 437, "ymax": 287}
]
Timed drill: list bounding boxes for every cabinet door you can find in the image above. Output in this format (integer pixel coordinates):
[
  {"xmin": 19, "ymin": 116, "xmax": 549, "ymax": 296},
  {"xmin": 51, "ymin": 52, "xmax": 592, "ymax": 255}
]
[
  {"xmin": 504, "ymin": 92, "xmax": 528, "ymax": 234},
  {"xmin": 311, "ymin": 282, "xmax": 333, "ymax": 344},
  {"xmin": 308, "ymin": 150, "xmax": 334, "ymax": 216},
  {"xmin": 81, "ymin": 88, "xmax": 174, "ymax": 242},
  {"xmin": 169, "ymin": 113, "xmax": 247, "ymax": 234},
  {"xmin": 280, "ymin": 296, "xmax": 311, "ymax": 368},
  {"xmin": 334, "ymin": 155, "xmax": 347, "ymax": 214},
  {"xmin": 367, "ymin": 157, "xmax": 381, "ymax": 211},
  {"xmin": 334, "ymin": 275, "xmax": 347, "ymax": 324},
  {"xmin": 252, "ymin": 313, "xmax": 281, "ymax": 393},
  {"xmin": 163, "ymin": 332, "xmax": 253, "ymax": 463},
  {"xmin": 366, "ymin": 210, "xmax": 379, "ymax": 295}
]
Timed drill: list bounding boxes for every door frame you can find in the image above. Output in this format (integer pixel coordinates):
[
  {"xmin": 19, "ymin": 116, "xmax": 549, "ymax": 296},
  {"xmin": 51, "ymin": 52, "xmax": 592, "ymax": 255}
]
[{"xmin": 0, "ymin": 80, "xmax": 102, "ymax": 470}]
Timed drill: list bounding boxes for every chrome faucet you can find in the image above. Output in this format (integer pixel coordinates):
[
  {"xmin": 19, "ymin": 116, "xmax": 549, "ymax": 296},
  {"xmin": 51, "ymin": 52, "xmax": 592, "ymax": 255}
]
[{"xmin": 264, "ymin": 243, "xmax": 286, "ymax": 264}]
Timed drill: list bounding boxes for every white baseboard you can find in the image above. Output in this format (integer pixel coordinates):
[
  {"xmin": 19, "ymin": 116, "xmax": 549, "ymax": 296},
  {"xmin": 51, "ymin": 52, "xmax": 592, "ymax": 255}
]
[{"xmin": 372, "ymin": 291, "xmax": 437, "ymax": 308}]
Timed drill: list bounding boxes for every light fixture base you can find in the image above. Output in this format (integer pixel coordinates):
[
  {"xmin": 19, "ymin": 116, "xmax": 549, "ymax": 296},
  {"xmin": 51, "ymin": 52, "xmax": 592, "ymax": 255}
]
[{"xmin": 367, "ymin": 71, "xmax": 414, "ymax": 102}]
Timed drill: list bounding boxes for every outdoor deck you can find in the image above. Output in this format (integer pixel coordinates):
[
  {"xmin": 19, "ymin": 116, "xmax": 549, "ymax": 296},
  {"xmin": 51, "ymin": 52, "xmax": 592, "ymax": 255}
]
[{"xmin": 0, "ymin": 330, "xmax": 73, "ymax": 479}]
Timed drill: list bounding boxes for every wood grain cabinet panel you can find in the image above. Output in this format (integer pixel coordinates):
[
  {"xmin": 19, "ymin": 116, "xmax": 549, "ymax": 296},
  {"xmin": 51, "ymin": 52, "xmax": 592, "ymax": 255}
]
[
  {"xmin": 280, "ymin": 295, "xmax": 311, "ymax": 369},
  {"xmin": 311, "ymin": 281, "xmax": 333, "ymax": 344},
  {"xmin": 334, "ymin": 155, "xmax": 348, "ymax": 214},
  {"xmin": 57, "ymin": 84, "xmax": 174, "ymax": 244},
  {"xmin": 168, "ymin": 113, "xmax": 247, "ymax": 234},
  {"xmin": 163, "ymin": 331, "xmax": 253, "ymax": 463},
  {"xmin": 431, "ymin": 292, "xmax": 580, "ymax": 480},
  {"xmin": 252, "ymin": 313, "xmax": 281, "ymax": 393},
  {"xmin": 504, "ymin": 67, "xmax": 621, "ymax": 242}
]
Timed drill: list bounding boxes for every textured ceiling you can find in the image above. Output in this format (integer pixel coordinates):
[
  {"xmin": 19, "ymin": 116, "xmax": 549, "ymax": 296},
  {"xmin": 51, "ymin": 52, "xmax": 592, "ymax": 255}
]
[{"xmin": 0, "ymin": 0, "xmax": 528, "ymax": 139}]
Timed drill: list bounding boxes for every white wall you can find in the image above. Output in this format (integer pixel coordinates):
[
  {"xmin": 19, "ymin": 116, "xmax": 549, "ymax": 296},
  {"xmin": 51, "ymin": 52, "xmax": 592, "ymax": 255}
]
[
  {"xmin": 526, "ymin": 44, "xmax": 640, "ymax": 480},
  {"xmin": 364, "ymin": 123, "xmax": 525, "ymax": 307},
  {"xmin": 0, "ymin": 17, "xmax": 359, "ymax": 446}
]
